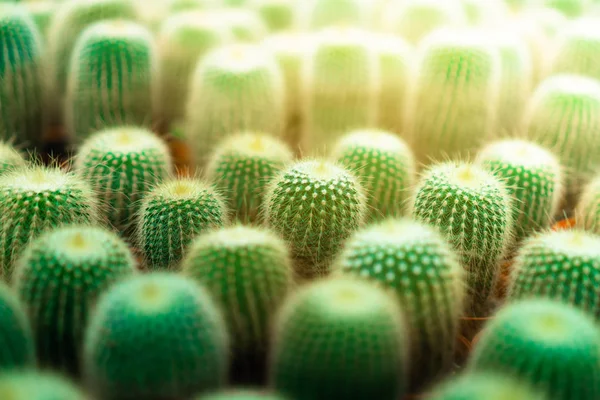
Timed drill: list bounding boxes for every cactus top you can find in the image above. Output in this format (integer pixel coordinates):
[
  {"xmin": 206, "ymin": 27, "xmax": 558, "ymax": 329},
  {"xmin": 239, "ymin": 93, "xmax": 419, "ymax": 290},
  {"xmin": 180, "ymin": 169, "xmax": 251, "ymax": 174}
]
[
  {"xmin": 196, "ymin": 42, "xmax": 279, "ymax": 76},
  {"xmin": 332, "ymin": 129, "xmax": 413, "ymax": 157},
  {"xmin": 428, "ymin": 373, "xmax": 547, "ymax": 400},
  {"xmin": 208, "ymin": 132, "xmax": 293, "ymax": 163},
  {"xmin": 145, "ymin": 177, "xmax": 222, "ymax": 203},
  {"xmin": 76, "ymin": 127, "xmax": 170, "ymax": 159},
  {"xmin": 529, "ymin": 73, "xmax": 600, "ymax": 102},
  {"xmin": 0, "ymin": 166, "xmax": 93, "ymax": 196},
  {"xmin": 477, "ymin": 139, "xmax": 561, "ymax": 172},
  {"xmin": 520, "ymin": 229, "xmax": 600, "ymax": 259},
  {"xmin": 79, "ymin": 19, "xmax": 151, "ymax": 41},
  {"xmin": 159, "ymin": 10, "xmax": 231, "ymax": 51},
  {"xmin": 188, "ymin": 223, "xmax": 287, "ymax": 252}
]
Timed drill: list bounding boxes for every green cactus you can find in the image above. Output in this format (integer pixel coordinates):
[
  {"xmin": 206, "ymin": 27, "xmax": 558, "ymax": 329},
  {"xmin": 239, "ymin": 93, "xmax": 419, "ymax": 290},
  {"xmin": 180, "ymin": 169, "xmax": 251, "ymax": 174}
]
[
  {"xmin": 212, "ymin": 8, "xmax": 267, "ymax": 42},
  {"xmin": 296, "ymin": 0, "xmax": 372, "ymax": 29},
  {"xmin": 334, "ymin": 218, "xmax": 464, "ymax": 389},
  {"xmin": 185, "ymin": 43, "xmax": 285, "ymax": 167},
  {"xmin": 331, "ymin": 130, "xmax": 415, "ymax": 221},
  {"xmin": 476, "ymin": 139, "xmax": 563, "ymax": 243},
  {"xmin": 263, "ymin": 160, "xmax": 366, "ymax": 278},
  {"xmin": 0, "ymin": 282, "xmax": 35, "ymax": 370},
  {"xmin": 543, "ymin": 0, "xmax": 589, "ymax": 17},
  {"xmin": 0, "ymin": 166, "xmax": 99, "ymax": 280},
  {"xmin": 0, "ymin": 142, "xmax": 26, "ymax": 175},
  {"xmin": 469, "ymin": 299, "xmax": 600, "ymax": 400},
  {"xmin": 575, "ymin": 174, "xmax": 600, "ymax": 234},
  {"xmin": 73, "ymin": 127, "xmax": 173, "ymax": 233},
  {"xmin": 137, "ymin": 178, "xmax": 227, "ymax": 270},
  {"xmin": 460, "ymin": 0, "xmax": 508, "ymax": 25},
  {"xmin": 302, "ymin": 27, "xmax": 380, "ymax": 156},
  {"xmin": 269, "ymin": 278, "xmax": 407, "ymax": 400},
  {"xmin": 523, "ymin": 74, "xmax": 600, "ymax": 194},
  {"xmin": 405, "ymin": 28, "xmax": 501, "ymax": 163},
  {"xmin": 206, "ymin": 132, "xmax": 293, "ymax": 224},
  {"xmin": 65, "ymin": 20, "xmax": 156, "ymax": 140},
  {"xmin": 551, "ymin": 18, "xmax": 600, "ymax": 81},
  {"xmin": 410, "ymin": 162, "xmax": 513, "ymax": 312},
  {"xmin": 156, "ymin": 11, "xmax": 230, "ymax": 131},
  {"xmin": 24, "ymin": 2, "xmax": 56, "ymax": 40},
  {"xmin": 251, "ymin": 0, "xmax": 293, "ymax": 32},
  {"xmin": 428, "ymin": 373, "xmax": 548, "ymax": 400},
  {"xmin": 0, "ymin": 371, "xmax": 88, "ymax": 400},
  {"xmin": 0, "ymin": 5, "xmax": 43, "ymax": 150},
  {"xmin": 198, "ymin": 390, "xmax": 287, "ymax": 400},
  {"xmin": 182, "ymin": 225, "xmax": 293, "ymax": 382},
  {"xmin": 167, "ymin": 0, "xmax": 220, "ymax": 12},
  {"xmin": 83, "ymin": 273, "xmax": 229, "ymax": 400},
  {"xmin": 13, "ymin": 225, "xmax": 136, "ymax": 375},
  {"xmin": 46, "ymin": 0, "xmax": 137, "ymax": 124},
  {"xmin": 507, "ymin": 230, "xmax": 600, "ymax": 318}
]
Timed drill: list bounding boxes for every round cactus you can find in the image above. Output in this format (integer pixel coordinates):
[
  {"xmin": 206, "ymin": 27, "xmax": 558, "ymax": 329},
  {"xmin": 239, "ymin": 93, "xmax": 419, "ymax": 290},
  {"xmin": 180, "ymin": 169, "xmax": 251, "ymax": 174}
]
[
  {"xmin": 269, "ymin": 278, "xmax": 408, "ymax": 400},
  {"xmin": 263, "ymin": 160, "xmax": 366, "ymax": 277},
  {"xmin": 330, "ymin": 130, "xmax": 415, "ymax": 221},
  {"xmin": 302, "ymin": 27, "xmax": 380, "ymax": 156},
  {"xmin": 575, "ymin": 174, "xmax": 600, "ymax": 234},
  {"xmin": 476, "ymin": 139, "xmax": 563, "ymax": 243},
  {"xmin": 0, "ymin": 5, "xmax": 43, "ymax": 150},
  {"xmin": 73, "ymin": 127, "xmax": 173, "ymax": 233},
  {"xmin": 0, "ymin": 166, "xmax": 99, "ymax": 279},
  {"xmin": 24, "ymin": 1, "xmax": 56, "ymax": 40},
  {"xmin": 295, "ymin": 0, "xmax": 372, "ymax": 29},
  {"xmin": 206, "ymin": 132, "xmax": 293, "ymax": 224},
  {"xmin": 156, "ymin": 11, "xmax": 231, "ymax": 131},
  {"xmin": 523, "ymin": 74, "xmax": 600, "ymax": 194},
  {"xmin": 182, "ymin": 225, "xmax": 293, "ymax": 382},
  {"xmin": 0, "ymin": 371, "xmax": 88, "ymax": 400},
  {"xmin": 211, "ymin": 8, "xmax": 267, "ymax": 42},
  {"xmin": 83, "ymin": 273, "xmax": 229, "ymax": 400},
  {"xmin": 507, "ymin": 230, "xmax": 600, "ymax": 318},
  {"xmin": 0, "ymin": 282, "xmax": 35, "ymax": 370},
  {"xmin": 250, "ymin": 0, "xmax": 293, "ymax": 32},
  {"xmin": 13, "ymin": 225, "xmax": 136, "ymax": 375},
  {"xmin": 185, "ymin": 43, "xmax": 285, "ymax": 167},
  {"xmin": 410, "ymin": 161, "xmax": 513, "ymax": 312},
  {"xmin": 198, "ymin": 390, "xmax": 287, "ymax": 400},
  {"xmin": 405, "ymin": 28, "xmax": 501, "ymax": 163},
  {"xmin": 137, "ymin": 178, "xmax": 227, "ymax": 270},
  {"xmin": 65, "ymin": 20, "xmax": 156, "ymax": 140},
  {"xmin": 469, "ymin": 299, "xmax": 600, "ymax": 400},
  {"xmin": 543, "ymin": 0, "xmax": 589, "ymax": 17},
  {"xmin": 428, "ymin": 373, "xmax": 548, "ymax": 400},
  {"xmin": 0, "ymin": 142, "xmax": 26, "ymax": 175},
  {"xmin": 551, "ymin": 18, "xmax": 600, "ymax": 81},
  {"xmin": 334, "ymin": 218, "xmax": 464, "ymax": 389}
]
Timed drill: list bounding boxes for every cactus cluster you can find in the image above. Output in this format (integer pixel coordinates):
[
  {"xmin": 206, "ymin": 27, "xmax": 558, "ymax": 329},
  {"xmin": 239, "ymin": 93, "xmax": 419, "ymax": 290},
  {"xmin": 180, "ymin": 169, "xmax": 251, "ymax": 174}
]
[{"xmin": 576, "ymin": 174, "xmax": 600, "ymax": 234}]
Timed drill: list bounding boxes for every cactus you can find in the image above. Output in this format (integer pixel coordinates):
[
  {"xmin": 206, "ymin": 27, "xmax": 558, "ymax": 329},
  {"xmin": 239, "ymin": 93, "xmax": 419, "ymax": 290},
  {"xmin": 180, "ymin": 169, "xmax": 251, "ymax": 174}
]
[
  {"xmin": 198, "ymin": 390, "xmax": 287, "ymax": 400},
  {"xmin": 83, "ymin": 273, "xmax": 229, "ymax": 400},
  {"xmin": 334, "ymin": 218, "xmax": 464, "ymax": 389},
  {"xmin": 185, "ymin": 43, "xmax": 285, "ymax": 167},
  {"xmin": 269, "ymin": 278, "xmax": 407, "ymax": 400},
  {"xmin": 543, "ymin": 0, "xmax": 589, "ymax": 17},
  {"xmin": 330, "ymin": 130, "xmax": 415, "ymax": 221},
  {"xmin": 469, "ymin": 299, "xmax": 600, "ymax": 400},
  {"xmin": 0, "ymin": 142, "xmax": 26, "ymax": 175},
  {"xmin": 302, "ymin": 27, "xmax": 380, "ymax": 156},
  {"xmin": 65, "ymin": 20, "xmax": 156, "ymax": 140},
  {"xmin": 263, "ymin": 160, "xmax": 366, "ymax": 277},
  {"xmin": 405, "ymin": 28, "xmax": 501, "ymax": 163},
  {"xmin": 476, "ymin": 139, "xmax": 563, "ymax": 243},
  {"xmin": 0, "ymin": 5, "xmax": 43, "ymax": 150},
  {"xmin": 575, "ymin": 174, "xmax": 600, "ymax": 234},
  {"xmin": 460, "ymin": 0, "xmax": 508, "ymax": 25},
  {"xmin": 206, "ymin": 132, "xmax": 293, "ymax": 224},
  {"xmin": 0, "ymin": 371, "xmax": 88, "ymax": 400},
  {"xmin": 523, "ymin": 74, "xmax": 600, "ymax": 194},
  {"xmin": 295, "ymin": 0, "xmax": 372, "ymax": 29},
  {"xmin": 156, "ymin": 11, "xmax": 230, "ymax": 131},
  {"xmin": 428, "ymin": 373, "xmax": 548, "ymax": 400},
  {"xmin": 251, "ymin": 0, "xmax": 293, "ymax": 32},
  {"xmin": 168, "ymin": 0, "xmax": 220, "ymax": 12},
  {"xmin": 24, "ymin": 2, "xmax": 56, "ymax": 40},
  {"xmin": 46, "ymin": 0, "xmax": 137, "ymax": 124},
  {"xmin": 73, "ymin": 127, "xmax": 173, "ymax": 233},
  {"xmin": 212, "ymin": 8, "xmax": 267, "ymax": 42},
  {"xmin": 410, "ymin": 162, "xmax": 513, "ymax": 312},
  {"xmin": 13, "ymin": 225, "xmax": 136, "ymax": 375},
  {"xmin": 0, "ymin": 282, "xmax": 35, "ymax": 370},
  {"xmin": 137, "ymin": 178, "xmax": 227, "ymax": 270},
  {"xmin": 551, "ymin": 18, "xmax": 600, "ymax": 81},
  {"xmin": 0, "ymin": 166, "xmax": 99, "ymax": 279},
  {"xmin": 507, "ymin": 230, "xmax": 600, "ymax": 318},
  {"xmin": 182, "ymin": 225, "xmax": 293, "ymax": 382}
]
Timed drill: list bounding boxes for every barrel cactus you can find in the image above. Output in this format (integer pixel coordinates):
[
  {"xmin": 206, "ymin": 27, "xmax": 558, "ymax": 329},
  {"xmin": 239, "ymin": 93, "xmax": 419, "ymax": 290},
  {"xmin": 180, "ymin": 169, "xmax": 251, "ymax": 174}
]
[
  {"xmin": 551, "ymin": 18, "xmax": 600, "ymax": 81},
  {"xmin": 0, "ymin": 282, "xmax": 35, "ymax": 370},
  {"xmin": 24, "ymin": 1, "xmax": 56, "ymax": 40},
  {"xmin": 428, "ymin": 373, "xmax": 548, "ymax": 400},
  {"xmin": 575, "ymin": 174, "xmax": 600, "ymax": 234},
  {"xmin": 251, "ymin": 0, "xmax": 293, "ymax": 32},
  {"xmin": 0, "ymin": 371, "xmax": 88, "ymax": 400}
]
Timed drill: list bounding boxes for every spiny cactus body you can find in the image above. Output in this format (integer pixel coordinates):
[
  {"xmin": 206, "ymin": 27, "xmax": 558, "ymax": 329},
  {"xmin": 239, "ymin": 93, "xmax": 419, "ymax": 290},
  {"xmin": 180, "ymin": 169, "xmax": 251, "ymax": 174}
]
[
  {"xmin": 428, "ymin": 373, "xmax": 547, "ymax": 400},
  {"xmin": 0, "ymin": 166, "xmax": 99, "ymax": 279},
  {"xmin": 206, "ymin": 132, "xmax": 293, "ymax": 224},
  {"xmin": 551, "ymin": 18, "xmax": 600, "ymax": 80},
  {"xmin": 460, "ymin": 0, "xmax": 507, "ymax": 25},
  {"xmin": 0, "ymin": 282, "xmax": 35, "ymax": 370},
  {"xmin": 74, "ymin": 127, "xmax": 172, "ymax": 233},
  {"xmin": 24, "ymin": 2, "xmax": 56, "ymax": 39},
  {"xmin": 576, "ymin": 175, "xmax": 600, "ymax": 234},
  {"xmin": 264, "ymin": 160, "xmax": 366, "ymax": 277},
  {"xmin": 137, "ymin": 178, "xmax": 227, "ymax": 270},
  {"xmin": 212, "ymin": 8, "xmax": 267, "ymax": 42},
  {"xmin": 84, "ymin": 273, "xmax": 229, "ymax": 400},
  {"xmin": 469, "ymin": 299, "xmax": 600, "ymax": 400},
  {"xmin": 251, "ymin": 0, "xmax": 293, "ymax": 32},
  {"xmin": 14, "ymin": 225, "xmax": 136, "ymax": 374},
  {"xmin": 0, "ymin": 142, "xmax": 26, "ymax": 175},
  {"xmin": 331, "ymin": 130, "xmax": 415, "ymax": 221},
  {"xmin": 0, "ymin": 371, "xmax": 88, "ymax": 400}
]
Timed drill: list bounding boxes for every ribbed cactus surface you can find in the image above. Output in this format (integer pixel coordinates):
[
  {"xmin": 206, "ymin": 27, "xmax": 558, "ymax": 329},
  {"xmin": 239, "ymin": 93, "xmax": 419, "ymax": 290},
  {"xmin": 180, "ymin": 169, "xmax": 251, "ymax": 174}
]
[
  {"xmin": 576, "ymin": 174, "xmax": 600, "ymax": 234},
  {"xmin": 0, "ymin": 282, "xmax": 35, "ymax": 370}
]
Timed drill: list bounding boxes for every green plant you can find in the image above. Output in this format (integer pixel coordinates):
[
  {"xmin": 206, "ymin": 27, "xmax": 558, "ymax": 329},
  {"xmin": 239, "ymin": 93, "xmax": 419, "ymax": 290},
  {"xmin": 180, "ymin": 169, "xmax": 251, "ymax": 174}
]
[
  {"xmin": 428, "ymin": 373, "xmax": 547, "ymax": 400},
  {"xmin": 543, "ymin": 0, "xmax": 589, "ymax": 17},
  {"xmin": 211, "ymin": 8, "xmax": 267, "ymax": 42},
  {"xmin": 296, "ymin": 0, "xmax": 371, "ymax": 29},
  {"xmin": 0, "ymin": 371, "xmax": 88, "ymax": 400},
  {"xmin": 575, "ymin": 174, "xmax": 600, "ymax": 234},
  {"xmin": 551, "ymin": 18, "xmax": 600, "ymax": 81},
  {"xmin": 0, "ymin": 142, "xmax": 26, "ymax": 175},
  {"xmin": 24, "ymin": 2, "xmax": 56, "ymax": 40},
  {"xmin": 0, "ymin": 282, "xmax": 35, "ymax": 370},
  {"xmin": 250, "ymin": 0, "xmax": 293, "ymax": 32}
]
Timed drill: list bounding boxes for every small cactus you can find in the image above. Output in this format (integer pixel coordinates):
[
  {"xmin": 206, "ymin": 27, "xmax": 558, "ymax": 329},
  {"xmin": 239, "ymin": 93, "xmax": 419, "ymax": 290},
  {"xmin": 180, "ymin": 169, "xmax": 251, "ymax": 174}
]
[
  {"xmin": 428, "ymin": 373, "xmax": 548, "ymax": 400},
  {"xmin": 330, "ymin": 130, "xmax": 415, "ymax": 221},
  {"xmin": 263, "ymin": 159, "xmax": 366, "ymax": 277},
  {"xmin": 469, "ymin": 299, "xmax": 600, "ymax": 400},
  {"xmin": 206, "ymin": 132, "xmax": 293, "ymax": 224},
  {"xmin": 0, "ymin": 282, "xmax": 35, "ymax": 370},
  {"xmin": 185, "ymin": 43, "xmax": 285, "ymax": 167},
  {"xmin": 0, "ymin": 166, "xmax": 99, "ymax": 279},
  {"xmin": 575, "ymin": 174, "xmax": 600, "ymax": 234},
  {"xmin": 251, "ymin": 0, "xmax": 293, "ymax": 32},
  {"xmin": 0, "ymin": 5, "xmax": 43, "ymax": 150},
  {"xmin": 137, "ymin": 178, "xmax": 227, "ymax": 270},
  {"xmin": 0, "ymin": 142, "xmax": 26, "ymax": 175},
  {"xmin": 13, "ymin": 225, "xmax": 136, "ymax": 375},
  {"xmin": 476, "ymin": 139, "xmax": 563, "ymax": 243},
  {"xmin": 83, "ymin": 273, "xmax": 229, "ymax": 400},
  {"xmin": 0, "ymin": 371, "xmax": 88, "ymax": 400},
  {"xmin": 65, "ymin": 20, "xmax": 156, "ymax": 140},
  {"xmin": 551, "ymin": 18, "xmax": 600, "ymax": 81},
  {"xmin": 73, "ymin": 127, "xmax": 173, "ymax": 233},
  {"xmin": 269, "ymin": 278, "xmax": 408, "ymax": 400}
]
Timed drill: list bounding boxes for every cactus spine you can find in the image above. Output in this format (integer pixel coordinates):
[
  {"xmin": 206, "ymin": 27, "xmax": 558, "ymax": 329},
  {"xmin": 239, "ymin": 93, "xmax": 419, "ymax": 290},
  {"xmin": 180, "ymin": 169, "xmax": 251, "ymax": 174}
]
[
  {"xmin": 576, "ymin": 174, "xmax": 600, "ymax": 234},
  {"xmin": 0, "ymin": 371, "xmax": 88, "ymax": 400},
  {"xmin": 0, "ymin": 142, "xmax": 26, "ymax": 175},
  {"xmin": 0, "ymin": 282, "xmax": 35, "ymax": 370},
  {"xmin": 428, "ymin": 373, "xmax": 547, "ymax": 400}
]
